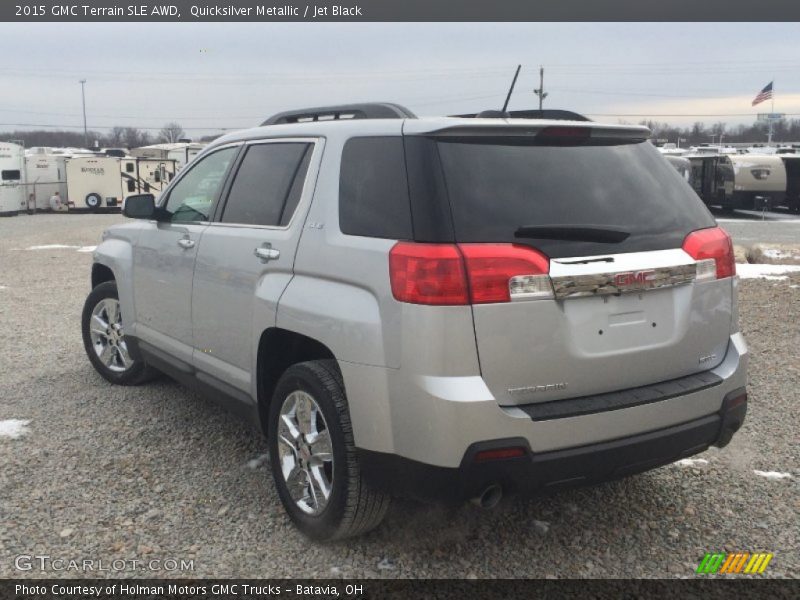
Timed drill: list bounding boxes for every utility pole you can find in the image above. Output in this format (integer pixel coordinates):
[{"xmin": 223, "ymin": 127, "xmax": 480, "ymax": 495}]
[
  {"xmin": 534, "ymin": 66, "xmax": 548, "ymax": 111},
  {"xmin": 79, "ymin": 79, "xmax": 88, "ymax": 148}
]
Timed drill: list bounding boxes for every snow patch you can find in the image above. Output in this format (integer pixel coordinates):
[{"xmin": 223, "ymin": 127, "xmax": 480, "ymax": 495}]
[
  {"xmin": 77, "ymin": 246, "xmax": 97, "ymax": 253},
  {"xmin": 753, "ymin": 470, "xmax": 792, "ymax": 480},
  {"xmin": 246, "ymin": 453, "xmax": 269, "ymax": 470},
  {"xmin": 26, "ymin": 244, "xmax": 79, "ymax": 250},
  {"xmin": 763, "ymin": 248, "xmax": 800, "ymax": 260},
  {"xmin": 736, "ymin": 263, "xmax": 800, "ymax": 279},
  {"xmin": 675, "ymin": 458, "xmax": 709, "ymax": 467},
  {"xmin": 0, "ymin": 419, "xmax": 31, "ymax": 439}
]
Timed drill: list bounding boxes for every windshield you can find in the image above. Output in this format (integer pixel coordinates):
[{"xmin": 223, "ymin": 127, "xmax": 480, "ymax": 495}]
[{"xmin": 435, "ymin": 138, "xmax": 715, "ymax": 258}]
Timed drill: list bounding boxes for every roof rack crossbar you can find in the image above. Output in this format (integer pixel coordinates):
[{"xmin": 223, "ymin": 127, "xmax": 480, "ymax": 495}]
[{"xmin": 262, "ymin": 103, "xmax": 416, "ymax": 126}]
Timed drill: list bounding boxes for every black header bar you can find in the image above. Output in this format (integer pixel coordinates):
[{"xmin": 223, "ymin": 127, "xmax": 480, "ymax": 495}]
[{"xmin": 4, "ymin": 0, "xmax": 800, "ymax": 22}]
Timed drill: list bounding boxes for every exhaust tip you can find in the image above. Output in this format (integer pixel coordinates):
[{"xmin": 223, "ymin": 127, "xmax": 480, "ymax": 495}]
[{"xmin": 471, "ymin": 484, "xmax": 503, "ymax": 509}]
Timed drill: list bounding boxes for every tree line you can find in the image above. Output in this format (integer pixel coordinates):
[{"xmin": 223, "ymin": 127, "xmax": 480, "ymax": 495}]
[
  {"xmin": 5, "ymin": 118, "xmax": 800, "ymax": 150},
  {"xmin": 638, "ymin": 118, "xmax": 800, "ymax": 146},
  {"xmin": 0, "ymin": 122, "xmax": 221, "ymax": 149}
]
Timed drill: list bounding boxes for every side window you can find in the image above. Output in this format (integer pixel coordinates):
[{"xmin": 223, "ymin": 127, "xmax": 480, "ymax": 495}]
[
  {"xmin": 125, "ymin": 163, "xmax": 135, "ymax": 173},
  {"xmin": 220, "ymin": 142, "xmax": 311, "ymax": 227},
  {"xmin": 2, "ymin": 170, "xmax": 21, "ymax": 181},
  {"xmin": 127, "ymin": 179, "xmax": 136, "ymax": 192},
  {"xmin": 339, "ymin": 137, "xmax": 412, "ymax": 239},
  {"xmin": 163, "ymin": 147, "xmax": 237, "ymax": 223}
]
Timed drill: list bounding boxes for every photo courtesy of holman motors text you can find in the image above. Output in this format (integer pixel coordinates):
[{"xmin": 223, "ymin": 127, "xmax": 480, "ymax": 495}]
[{"xmin": 0, "ymin": 0, "xmax": 798, "ymax": 597}]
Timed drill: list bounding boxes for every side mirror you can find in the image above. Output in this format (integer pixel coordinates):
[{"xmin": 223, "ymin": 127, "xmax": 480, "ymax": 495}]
[{"xmin": 122, "ymin": 194, "xmax": 156, "ymax": 219}]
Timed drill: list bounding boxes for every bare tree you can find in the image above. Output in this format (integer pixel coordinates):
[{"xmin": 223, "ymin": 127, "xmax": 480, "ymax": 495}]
[
  {"xmin": 122, "ymin": 127, "xmax": 150, "ymax": 149},
  {"xmin": 159, "ymin": 122, "xmax": 185, "ymax": 143},
  {"xmin": 106, "ymin": 126, "xmax": 126, "ymax": 146}
]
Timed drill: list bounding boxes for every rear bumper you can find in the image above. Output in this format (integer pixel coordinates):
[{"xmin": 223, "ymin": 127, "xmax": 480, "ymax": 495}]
[{"xmin": 359, "ymin": 386, "xmax": 747, "ymax": 503}]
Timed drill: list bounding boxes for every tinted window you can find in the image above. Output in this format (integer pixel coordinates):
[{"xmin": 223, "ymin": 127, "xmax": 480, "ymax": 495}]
[
  {"xmin": 2, "ymin": 170, "xmax": 21, "ymax": 181},
  {"xmin": 221, "ymin": 143, "xmax": 311, "ymax": 226},
  {"xmin": 339, "ymin": 137, "xmax": 412, "ymax": 239},
  {"xmin": 436, "ymin": 139, "xmax": 715, "ymax": 258},
  {"xmin": 163, "ymin": 147, "xmax": 237, "ymax": 223}
]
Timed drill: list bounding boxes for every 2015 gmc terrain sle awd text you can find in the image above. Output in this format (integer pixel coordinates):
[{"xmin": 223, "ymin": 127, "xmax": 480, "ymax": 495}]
[{"xmin": 82, "ymin": 103, "xmax": 748, "ymax": 540}]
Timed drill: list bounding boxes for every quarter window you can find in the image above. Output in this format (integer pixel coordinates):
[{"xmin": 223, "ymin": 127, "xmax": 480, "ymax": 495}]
[
  {"xmin": 339, "ymin": 137, "xmax": 412, "ymax": 239},
  {"xmin": 163, "ymin": 147, "xmax": 237, "ymax": 223},
  {"xmin": 220, "ymin": 143, "xmax": 312, "ymax": 227}
]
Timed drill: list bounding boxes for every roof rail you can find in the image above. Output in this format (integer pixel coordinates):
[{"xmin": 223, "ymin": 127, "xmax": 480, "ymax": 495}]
[
  {"xmin": 452, "ymin": 109, "xmax": 591, "ymax": 122},
  {"xmin": 262, "ymin": 103, "xmax": 416, "ymax": 126}
]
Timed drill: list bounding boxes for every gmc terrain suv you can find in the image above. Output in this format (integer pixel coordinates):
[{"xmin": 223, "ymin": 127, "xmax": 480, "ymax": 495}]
[{"xmin": 82, "ymin": 103, "xmax": 748, "ymax": 540}]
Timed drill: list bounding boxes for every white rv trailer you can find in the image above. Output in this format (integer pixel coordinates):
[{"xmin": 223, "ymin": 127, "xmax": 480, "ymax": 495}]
[
  {"xmin": 24, "ymin": 153, "xmax": 69, "ymax": 211},
  {"xmin": 65, "ymin": 155, "xmax": 177, "ymax": 210},
  {"xmin": 0, "ymin": 142, "xmax": 26, "ymax": 216},
  {"xmin": 130, "ymin": 142, "xmax": 206, "ymax": 170}
]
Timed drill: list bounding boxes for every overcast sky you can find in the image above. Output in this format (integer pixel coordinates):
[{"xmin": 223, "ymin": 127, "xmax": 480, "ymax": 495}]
[{"xmin": 1, "ymin": 22, "xmax": 799, "ymax": 138}]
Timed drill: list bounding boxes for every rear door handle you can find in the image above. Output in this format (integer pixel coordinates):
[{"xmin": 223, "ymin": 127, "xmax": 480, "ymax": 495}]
[
  {"xmin": 177, "ymin": 237, "xmax": 195, "ymax": 250},
  {"xmin": 254, "ymin": 243, "xmax": 280, "ymax": 262}
]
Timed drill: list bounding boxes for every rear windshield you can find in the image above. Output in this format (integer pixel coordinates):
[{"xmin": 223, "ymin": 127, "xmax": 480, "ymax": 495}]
[{"xmin": 435, "ymin": 139, "xmax": 714, "ymax": 258}]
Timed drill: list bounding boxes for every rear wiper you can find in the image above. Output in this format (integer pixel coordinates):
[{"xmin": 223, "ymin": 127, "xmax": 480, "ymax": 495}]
[{"xmin": 514, "ymin": 225, "xmax": 630, "ymax": 243}]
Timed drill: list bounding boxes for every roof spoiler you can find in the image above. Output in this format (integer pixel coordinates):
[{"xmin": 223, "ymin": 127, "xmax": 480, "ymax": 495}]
[
  {"xmin": 451, "ymin": 109, "xmax": 592, "ymax": 122},
  {"xmin": 262, "ymin": 103, "xmax": 416, "ymax": 126}
]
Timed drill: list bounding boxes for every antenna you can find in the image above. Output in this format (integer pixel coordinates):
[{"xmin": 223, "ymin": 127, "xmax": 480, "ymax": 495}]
[{"xmin": 501, "ymin": 65, "xmax": 522, "ymax": 113}]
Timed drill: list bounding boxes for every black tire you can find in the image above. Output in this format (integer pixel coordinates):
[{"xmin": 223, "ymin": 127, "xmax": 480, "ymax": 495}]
[
  {"xmin": 85, "ymin": 193, "xmax": 102, "ymax": 211},
  {"xmin": 267, "ymin": 360, "xmax": 390, "ymax": 540},
  {"xmin": 81, "ymin": 281, "xmax": 157, "ymax": 385}
]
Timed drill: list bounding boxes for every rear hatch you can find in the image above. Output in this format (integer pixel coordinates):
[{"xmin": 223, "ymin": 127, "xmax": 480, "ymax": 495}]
[{"xmin": 412, "ymin": 124, "xmax": 734, "ymax": 406}]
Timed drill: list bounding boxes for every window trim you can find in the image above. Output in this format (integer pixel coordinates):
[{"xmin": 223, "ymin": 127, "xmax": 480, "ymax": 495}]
[
  {"xmin": 157, "ymin": 142, "xmax": 243, "ymax": 224},
  {"xmin": 208, "ymin": 137, "xmax": 320, "ymax": 231}
]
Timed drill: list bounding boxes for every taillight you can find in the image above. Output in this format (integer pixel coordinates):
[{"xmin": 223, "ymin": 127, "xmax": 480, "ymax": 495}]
[
  {"xmin": 389, "ymin": 242, "xmax": 551, "ymax": 305},
  {"xmin": 389, "ymin": 243, "xmax": 469, "ymax": 305},
  {"xmin": 682, "ymin": 227, "xmax": 736, "ymax": 280},
  {"xmin": 459, "ymin": 243, "xmax": 550, "ymax": 303}
]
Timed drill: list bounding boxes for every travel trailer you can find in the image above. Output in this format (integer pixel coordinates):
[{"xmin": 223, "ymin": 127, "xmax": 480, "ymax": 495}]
[
  {"xmin": 727, "ymin": 154, "xmax": 786, "ymax": 210},
  {"xmin": 65, "ymin": 156, "xmax": 177, "ymax": 211},
  {"xmin": 130, "ymin": 142, "xmax": 206, "ymax": 170},
  {"xmin": 778, "ymin": 155, "xmax": 800, "ymax": 212},
  {"xmin": 685, "ymin": 153, "xmax": 735, "ymax": 209},
  {"xmin": 0, "ymin": 142, "xmax": 26, "ymax": 216},
  {"xmin": 24, "ymin": 153, "xmax": 69, "ymax": 211}
]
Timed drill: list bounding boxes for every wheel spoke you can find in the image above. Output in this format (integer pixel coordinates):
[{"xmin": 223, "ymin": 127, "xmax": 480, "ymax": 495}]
[
  {"xmin": 309, "ymin": 430, "xmax": 333, "ymax": 464},
  {"xmin": 285, "ymin": 465, "xmax": 309, "ymax": 504},
  {"xmin": 116, "ymin": 343, "xmax": 132, "ymax": 368},
  {"xmin": 99, "ymin": 344, "xmax": 115, "ymax": 366},
  {"xmin": 280, "ymin": 414, "xmax": 301, "ymax": 441},
  {"xmin": 91, "ymin": 314, "xmax": 109, "ymax": 331},
  {"xmin": 105, "ymin": 300, "xmax": 119, "ymax": 325},
  {"xmin": 278, "ymin": 434, "xmax": 297, "ymax": 455},
  {"xmin": 309, "ymin": 465, "xmax": 331, "ymax": 502}
]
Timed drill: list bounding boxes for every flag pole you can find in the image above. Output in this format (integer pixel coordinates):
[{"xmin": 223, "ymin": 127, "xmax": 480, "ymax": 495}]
[{"xmin": 766, "ymin": 79, "xmax": 775, "ymax": 146}]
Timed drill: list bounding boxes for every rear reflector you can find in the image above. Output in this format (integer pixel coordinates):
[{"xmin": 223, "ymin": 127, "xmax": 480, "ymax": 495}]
[
  {"xmin": 682, "ymin": 227, "xmax": 736, "ymax": 280},
  {"xmin": 389, "ymin": 242, "xmax": 551, "ymax": 305},
  {"xmin": 474, "ymin": 447, "xmax": 527, "ymax": 463}
]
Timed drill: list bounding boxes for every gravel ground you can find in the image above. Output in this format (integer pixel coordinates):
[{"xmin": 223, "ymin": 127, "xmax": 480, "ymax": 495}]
[{"xmin": 0, "ymin": 213, "xmax": 797, "ymax": 579}]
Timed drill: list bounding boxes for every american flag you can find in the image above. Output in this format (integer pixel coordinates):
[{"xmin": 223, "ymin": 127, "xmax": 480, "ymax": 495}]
[{"xmin": 751, "ymin": 82, "xmax": 773, "ymax": 106}]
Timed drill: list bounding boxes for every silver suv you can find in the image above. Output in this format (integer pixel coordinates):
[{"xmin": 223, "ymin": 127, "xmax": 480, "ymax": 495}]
[{"xmin": 82, "ymin": 103, "xmax": 748, "ymax": 540}]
